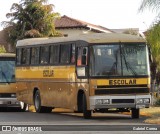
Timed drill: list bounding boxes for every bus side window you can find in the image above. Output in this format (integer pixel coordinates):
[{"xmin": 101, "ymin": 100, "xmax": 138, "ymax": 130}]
[
  {"xmin": 77, "ymin": 47, "xmax": 82, "ymax": 66},
  {"xmin": 71, "ymin": 44, "xmax": 75, "ymax": 63},
  {"xmin": 16, "ymin": 48, "xmax": 22, "ymax": 65},
  {"xmin": 31, "ymin": 47, "xmax": 39, "ymax": 65},
  {"xmin": 50, "ymin": 45, "xmax": 60, "ymax": 64},
  {"xmin": 77, "ymin": 47, "xmax": 88, "ymax": 66},
  {"xmin": 82, "ymin": 47, "xmax": 88, "ymax": 65},
  {"xmin": 60, "ymin": 44, "xmax": 71, "ymax": 64},
  {"xmin": 40, "ymin": 46, "xmax": 49, "ymax": 64},
  {"xmin": 21, "ymin": 48, "xmax": 30, "ymax": 65}
]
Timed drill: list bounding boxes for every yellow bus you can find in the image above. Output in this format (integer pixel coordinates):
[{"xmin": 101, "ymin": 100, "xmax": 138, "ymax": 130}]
[
  {"xmin": 0, "ymin": 53, "xmax": 20, "ymax": 109},
  {"xmin": 16, "ymin": 33, "xmax": 151, "ymax": 118}
]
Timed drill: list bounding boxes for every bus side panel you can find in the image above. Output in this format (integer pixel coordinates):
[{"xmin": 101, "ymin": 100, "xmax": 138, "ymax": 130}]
[
  {"xmin": 39, "ymin": 65, "xmax": 77, "ymax": 110},
  {"xmin": 16, "ymin": 81, "xmax": 33, "ymax": 105},
  {"xmin": 16, "ymin": 66, "xmax": 77, "ymax": 109},
  {"xmin": 75, "ymin": 78, "xmax": 90, "ymax": 110},
  {"xmin": 16, "ymin": 82, "xmax": 27, "ymax": 103}
]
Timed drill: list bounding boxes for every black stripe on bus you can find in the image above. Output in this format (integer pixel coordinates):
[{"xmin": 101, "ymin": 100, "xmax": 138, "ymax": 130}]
[{"xmin": 95, "ymin": 88, "xmax": 149, "ymax": 95}]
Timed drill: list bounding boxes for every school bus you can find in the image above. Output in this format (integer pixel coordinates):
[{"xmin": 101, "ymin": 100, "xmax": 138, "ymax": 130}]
[
  {"xmin": 16, "ymin": 33, "xmax": 151, "ymax": 118},
  {"xmin": 0, "ymin": 53, "xmax": 20, "ymax": 108}
]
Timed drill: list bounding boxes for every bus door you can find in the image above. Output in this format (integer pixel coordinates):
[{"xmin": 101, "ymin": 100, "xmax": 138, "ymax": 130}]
[
  {"xmin": 76, "ymin": 46, "xmax": 89, "ymax": 83},
  {"xmin": 77, "ymin": 47, "xmax": 88, "ymax": 73}
]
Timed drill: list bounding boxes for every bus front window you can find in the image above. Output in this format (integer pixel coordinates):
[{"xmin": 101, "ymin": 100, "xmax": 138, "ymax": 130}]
[
  {"xmin": 90, "ymin": 44, "xmax": 150, "ymax": 77},
  {"xmin": 0, "ymin": 60, "xmax": 15, "ymax": 83},
  {"xmin": 121, "ymin": 44, "xmax": 149, "ymax": 76}
]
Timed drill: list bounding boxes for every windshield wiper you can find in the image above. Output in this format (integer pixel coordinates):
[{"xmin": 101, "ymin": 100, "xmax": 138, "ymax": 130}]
[
  {"xmin": 108, "ymin": 62, "xmax": 117, "ymax": 75},
  {"xmin": 1, "ymin": 71, "xmax": 10, "ymax": 84},
  {"xmin": 121, "ymin": 52, "xmax": 137, "ymax": 76}
]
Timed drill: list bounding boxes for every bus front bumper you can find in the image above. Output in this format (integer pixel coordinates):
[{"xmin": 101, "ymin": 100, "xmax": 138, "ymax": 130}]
[
  {"xmin": 89, "ymin": 95, "xmax": 151, "ymax": 110},
  {"xmin": 0, "ymin": 98, "xmax": 20, "ymax": 107}
]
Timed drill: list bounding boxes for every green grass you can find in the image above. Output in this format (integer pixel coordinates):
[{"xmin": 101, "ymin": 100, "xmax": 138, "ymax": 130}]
[{"xmin": 140, "ymin": 107, "xmax": 160, "ymax": 124}]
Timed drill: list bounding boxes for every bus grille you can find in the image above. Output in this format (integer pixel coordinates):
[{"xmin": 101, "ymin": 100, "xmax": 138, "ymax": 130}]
[
  {"xmin": 112, "ymin": 99, "xmax": 134, "ymax": 103},
  {"xmin": 0, "ymin": 93, "xmax": 16, "ymax": 98},
  {"xmin": 95, "ymin": 88, "xmax": 149, "ymax": 95}
]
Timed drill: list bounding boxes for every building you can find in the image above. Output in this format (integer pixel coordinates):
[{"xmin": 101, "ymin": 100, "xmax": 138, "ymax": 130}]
[
  {"xmin": 111, "ymin": 28, "xmax": 139, "ymax": 34},
  {"xmin": 0, "ymin": 15, "xmax": 113, "ymax": 52},
  {"xmin": 55, "ymin": 15, "xmax": 113, "ymax": 36}
]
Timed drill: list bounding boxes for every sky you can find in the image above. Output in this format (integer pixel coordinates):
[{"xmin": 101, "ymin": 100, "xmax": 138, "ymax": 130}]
[{"xmin": 0, "ymin": 0, "xmax": 158, "ymax": 32}]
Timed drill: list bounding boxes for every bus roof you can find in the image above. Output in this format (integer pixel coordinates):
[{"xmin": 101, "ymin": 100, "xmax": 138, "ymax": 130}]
[
  {"xmin": 16, "ymin": 33, "xmax": 146, "ymax": 47},
  {"xmin": 0, "ymin": 53, "xmax": 15, "ymax": 58}
]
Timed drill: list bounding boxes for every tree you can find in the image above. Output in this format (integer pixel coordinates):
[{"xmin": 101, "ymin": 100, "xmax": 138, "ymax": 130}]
[
  {"xmin": 0, "ymin": 46, "xmax": 6, "ymax": 53},
  {"xmin": 1, "ymin": 0, "xmax": 61, "ymax": 46},
  {"xmin": 146, "ymin": 22, "xmax": 160, "ymax": 83},
  {"xmin": 139, "ymin": 0, "xmax": 160, "ymax": 84},
  {"xmin": 139, "ymin": 0, "xmax": 160, "ymax": 14}
]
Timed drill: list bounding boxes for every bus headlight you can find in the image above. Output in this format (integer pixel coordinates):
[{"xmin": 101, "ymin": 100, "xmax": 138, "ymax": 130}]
[
  {"xmin": 143, "ymin": 98, "xmax": 150, "ymax": 103},
  {"xmin": 137, "ymin": 98, "xmax": 150, "ymax": 104},
  {"xmin": 95, "ymin": 99, "xmax": 110, "ymax": 105},
  {"xmin": 95, "ymin": 99, "xmax": 103, "ymax": 105},
  {"xmin": 137, "ymin": 98, "xmax": 143, "ymax": 104},
  {"xmin": 103, "ymin": 99, "xmax": 110, "ymax": 104}
]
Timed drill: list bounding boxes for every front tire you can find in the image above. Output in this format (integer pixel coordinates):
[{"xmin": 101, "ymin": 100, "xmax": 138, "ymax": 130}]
[
  {"xmin": 131, "ymin": 108, "xmax": 140, "ymax": 119},
  {"xmin": 34, "ymin": 90, "xmax": 52, "ymax": 113},
  {"xmin": 82, "ymin": 93, "xmax": 91, "ymax": 119}
]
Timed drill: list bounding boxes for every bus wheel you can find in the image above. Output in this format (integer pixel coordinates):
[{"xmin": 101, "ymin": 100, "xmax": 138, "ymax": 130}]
[
  {"xmin": 20, "ymin": 102, "xmax": 28, "ymax": 112},
  {"xmin": 34, "ymin": 90, "xmax": 43, "ymax": 113},
  {"xmin": 131, "ymin": 108, "xmax": 139, "ymax": 119},
  {"xmin": 34, "ymin": 90, "xmax": 52, "ymax": 113},
  {"xmin": 82, "ymin": 93, "xmax": 91, "ymax": 119}
]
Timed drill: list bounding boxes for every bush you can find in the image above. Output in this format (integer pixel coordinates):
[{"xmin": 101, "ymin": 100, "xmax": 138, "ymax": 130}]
[
  {"xmin": 0, "ymin": 46, "xmax": 6, "ymax": 53},
  {"xmin": 155, "ymin": 97, "xmax": 160, "ymax": 106}
]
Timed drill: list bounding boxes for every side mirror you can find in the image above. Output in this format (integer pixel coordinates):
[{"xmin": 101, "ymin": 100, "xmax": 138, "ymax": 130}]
[{"xmin": 148, "ymin": 45, "xmax": 153, "ymax": 63}]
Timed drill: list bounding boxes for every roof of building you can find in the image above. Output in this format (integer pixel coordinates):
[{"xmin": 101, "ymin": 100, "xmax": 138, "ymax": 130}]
[
  {"xmin": 111, "ymin": 28, "xmax": 139, "ymax": 33},
  {"xmin": 55, "ymin": 15, "xmax": 113, "ymax": 33}
]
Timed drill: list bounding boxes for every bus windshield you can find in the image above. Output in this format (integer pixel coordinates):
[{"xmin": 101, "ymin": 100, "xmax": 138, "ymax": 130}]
[
  {"xmin": 90, "ymin": 43, "xmax": 150, "ymax": 77},
  {"xmin": 0, "ymin": 60, "xmax": 15, "ymax": 83}
]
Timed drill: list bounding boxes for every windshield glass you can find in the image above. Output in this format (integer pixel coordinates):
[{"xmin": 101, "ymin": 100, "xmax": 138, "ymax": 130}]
[
  {"xmin": 90, "ymin": 43, "xmax": 150, "ymax": 77},
  {"xmin": 0, "ymin": 59, "xmax": 15, "ymax": 83}
]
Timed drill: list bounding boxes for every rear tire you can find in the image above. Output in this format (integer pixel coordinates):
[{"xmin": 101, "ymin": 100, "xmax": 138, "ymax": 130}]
[
  {"xmin": 34, "ymin": 90, "xmax": 52, "ymax": 113},
  {"xmin": 131, "ymin": 108, "xmax": 139, "ymax": 119},
  {"xmin": 82, "ymin": 93, "xmax": 91, "ymax": 119}
]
